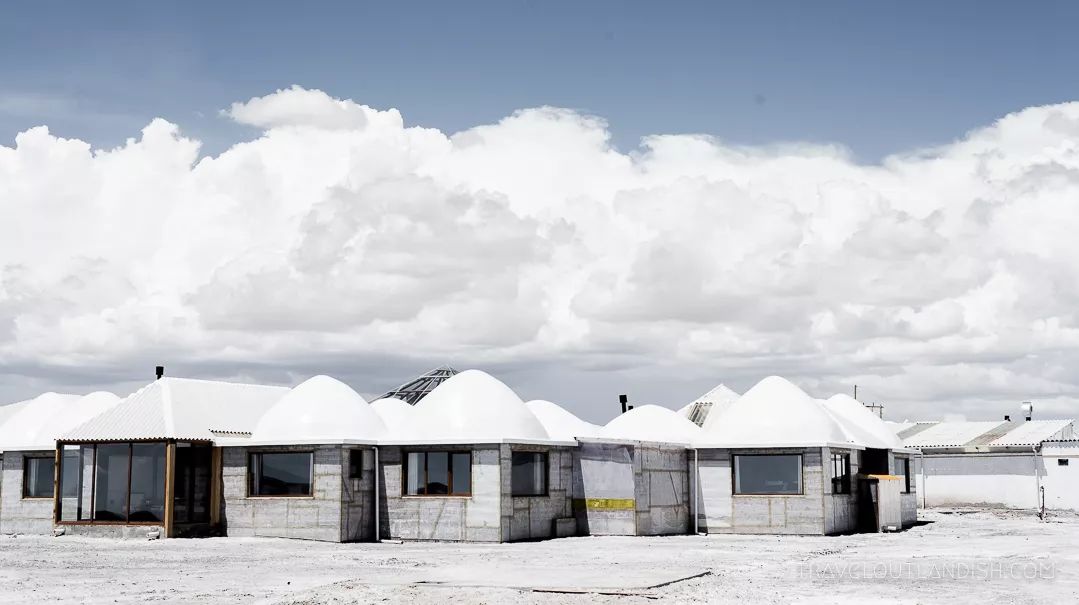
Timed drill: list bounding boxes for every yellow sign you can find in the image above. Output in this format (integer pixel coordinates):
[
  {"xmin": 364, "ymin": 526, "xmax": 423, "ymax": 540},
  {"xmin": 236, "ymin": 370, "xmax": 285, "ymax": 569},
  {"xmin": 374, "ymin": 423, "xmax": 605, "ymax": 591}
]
[{"xmin": 572, "ymin": 498, "xmax": 635, "ymax": 510}]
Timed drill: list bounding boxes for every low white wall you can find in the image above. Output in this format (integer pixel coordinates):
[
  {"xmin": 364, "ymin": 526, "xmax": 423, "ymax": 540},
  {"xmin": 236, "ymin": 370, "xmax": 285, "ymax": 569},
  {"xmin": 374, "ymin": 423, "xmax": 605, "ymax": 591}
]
[
  {"xmin": 915, "ymin": 453, "xmax": 1041, "ymax": 509},
  {"xmin": 1041, "ymin": 444, "xmax": 1079, "ymax": 512}
]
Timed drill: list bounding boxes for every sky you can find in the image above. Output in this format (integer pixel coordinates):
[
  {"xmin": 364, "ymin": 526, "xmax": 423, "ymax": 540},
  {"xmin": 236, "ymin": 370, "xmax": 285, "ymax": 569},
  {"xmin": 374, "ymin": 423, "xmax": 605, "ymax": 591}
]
[{"xmin": 2, "ymin": 1, "xmax": 1079, "ymax": 423}]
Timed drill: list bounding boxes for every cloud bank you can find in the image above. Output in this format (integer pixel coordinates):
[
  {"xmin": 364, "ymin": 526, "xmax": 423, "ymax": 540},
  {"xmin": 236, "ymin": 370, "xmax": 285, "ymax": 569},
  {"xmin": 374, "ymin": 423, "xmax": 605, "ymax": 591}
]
[{"xmin": 2, "ymin": 86, "xmax": 1079, "ymax": 421}]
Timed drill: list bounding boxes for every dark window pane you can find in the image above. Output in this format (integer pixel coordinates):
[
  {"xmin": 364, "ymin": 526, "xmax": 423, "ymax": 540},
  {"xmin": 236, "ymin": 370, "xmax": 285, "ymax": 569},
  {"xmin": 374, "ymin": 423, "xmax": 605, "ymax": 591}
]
[
  {"xmin": 426, "ymin": 452, "xmax": 449, "ymax": 495},
  {"xmin": 349, "ymin": 449, "xmax": 364, "ymax": 479},
  {"xmin": 174, "ymin": 445, "xmax": 212, "ymax": 524},
  {"xmin": 511, "ymin": 452, "xmax": 547, "ymax": 496},
  {"xmin": 734, "ymin": 455, "xmax": 802, "ymax": 495},
  {"xmin": 129, "ymin": 444, "xmax": 167, "ymax": 522},
  {"xmin": 94, "ymin": 444, "xmax": 130, "ymax": 521},
  {"xmin": 24, "ymin": 457, "xmax": 54, "ymax": 498},
  {"xmin": 250, "ymin": 452, "xmax": 312, "ymax": 496},
  {"xmin": 451, "ymin": 453, "xmax": 471, "ymax": 495},
  {"xmin": 405, "ymin": 452, "xmax": 425, "ymax": 495}
]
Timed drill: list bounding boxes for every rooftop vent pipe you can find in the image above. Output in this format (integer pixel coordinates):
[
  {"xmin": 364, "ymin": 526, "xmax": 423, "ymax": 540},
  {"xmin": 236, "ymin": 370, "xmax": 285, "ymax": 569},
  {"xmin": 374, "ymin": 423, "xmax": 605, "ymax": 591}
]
[
  {"xmin": 155, "ymin": 365, "xmax": 165, "ymax": 380},
  {"xmin": 1004, "ymin": 415, "xmax": 1011, "ymax": 421},
  {"xmin": 619, "ymin": 394, "xmax": 628, "ymax": 414}
]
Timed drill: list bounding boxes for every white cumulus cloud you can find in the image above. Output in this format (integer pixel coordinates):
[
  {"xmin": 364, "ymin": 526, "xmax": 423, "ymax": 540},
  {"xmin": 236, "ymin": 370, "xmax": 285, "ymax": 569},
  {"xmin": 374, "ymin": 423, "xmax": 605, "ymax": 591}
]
[{"xmin": 2, "ymin": 88, "xmax": 1079, "ymax": 422}]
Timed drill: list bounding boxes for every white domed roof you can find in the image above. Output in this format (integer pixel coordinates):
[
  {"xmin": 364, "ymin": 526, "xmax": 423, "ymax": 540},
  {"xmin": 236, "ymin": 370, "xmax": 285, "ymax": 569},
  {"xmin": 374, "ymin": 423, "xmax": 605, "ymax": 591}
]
[
  {"xmin": 601, "ymin": 405, "xmax": 702, "ymax": 444},
  {"xmin": 0, "ymin": 391, "xmax": 119, "ymax": 451},
  {"xmin": 370, "ymin": 397, "xmax": 414, "ymax": 433},
  {"xmin": 409, "ymin": 370, "xmax": 550, "ymax": 442},
  {"xmin": 822, "ymin": 394, "xmax": 902, "ymax": 449},
  {"xmin": 525, "ymin": 400, "xmax": 600, "ymax": 441},
  {"xmin": 253, "ymin": 375, "xmax": 386, "ymax": 443},
  {"xmin": 698, "ymin": 376, "xmax": 856, "ymax": 448}
]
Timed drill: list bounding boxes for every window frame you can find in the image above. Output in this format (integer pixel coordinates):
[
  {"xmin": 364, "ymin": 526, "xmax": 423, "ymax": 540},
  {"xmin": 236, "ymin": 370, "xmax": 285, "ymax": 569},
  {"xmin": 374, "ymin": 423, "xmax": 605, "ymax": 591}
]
[
  {"xmin": 732, "ymin": 453, "xmax": 804, "ymax": 496},
  {"xmin": 22, "ymin": 454, "xmax": 56, "ymax": 499},
  {"xmin": 402, "ymin": 450, "xmax": 472, "ymax": 497},
  {"xmin": 830, "ymin": 452, "xmax": 852, "ymax": 495},
  {"xmin": 247, "ymin": 451, "xmax": 315, "ymax": 498},
  {"xmin": 510, "ymin": 451, "xmax": 549, "ymax": 497},
  {"xmin": 54, "ymin": 440, "xmax": 176, "ymax": 526}
]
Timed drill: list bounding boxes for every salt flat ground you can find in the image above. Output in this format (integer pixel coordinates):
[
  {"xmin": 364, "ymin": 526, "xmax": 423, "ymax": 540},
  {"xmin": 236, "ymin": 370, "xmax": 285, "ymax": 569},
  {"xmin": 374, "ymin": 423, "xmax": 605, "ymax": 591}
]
[{"xmin": 0, "ymin": 510, "xmax": 1076, "ymax": 604}]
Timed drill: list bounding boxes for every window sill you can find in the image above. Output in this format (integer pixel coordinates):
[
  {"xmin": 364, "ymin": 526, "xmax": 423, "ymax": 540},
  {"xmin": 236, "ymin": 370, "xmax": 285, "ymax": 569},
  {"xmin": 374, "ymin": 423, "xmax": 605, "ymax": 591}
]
[
  {"xmin": 400, "ymin": 495, "xmax": 472, "ymax": 499},
  {"xmin": 245, "ymin": 495, "xmax": 316, "ymax": 499},
  {"xmin": 22, "ymin": 496, "xmax": 53, "ymax": 500},
  {"xmin": 732, "ymin": 493, "xmax": 806, "ymax": 497}
]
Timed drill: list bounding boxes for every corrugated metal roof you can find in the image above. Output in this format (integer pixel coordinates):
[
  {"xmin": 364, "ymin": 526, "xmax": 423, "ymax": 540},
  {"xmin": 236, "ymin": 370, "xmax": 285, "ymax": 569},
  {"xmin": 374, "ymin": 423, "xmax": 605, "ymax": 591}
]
[
  {"xmin": 989, "ymin": 419, "xmax": 1075, "ymax": 446},
  {"xmin": 902, "ymin": 421, "xmax": 1009, "ymax": 448},
  {"xmin": 62, "ymin": 377, "xmax": 288, "ymax": 442}
]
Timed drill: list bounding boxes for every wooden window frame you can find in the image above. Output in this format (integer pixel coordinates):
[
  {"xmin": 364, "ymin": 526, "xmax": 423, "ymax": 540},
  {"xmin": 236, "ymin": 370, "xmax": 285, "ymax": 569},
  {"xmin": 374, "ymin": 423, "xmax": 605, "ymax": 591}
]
[
  {"xmin": 731, "ymin": 453, "xmax": 805, "ymax": 496},
  {"xmin": 22, "ymin": 454, "xmax": 55, "ymax": 499},
  {"xmin": 247, "ymin": 451, "xmax": 315, "ymax": 498},
  {"xmin": 510, "ymin": 451, "xmax": 549, "ymax": 497},
  {"xmin": 53, "ymin": 440, "xmax": 174, "ymax": 526},
  {"xmin": 830, "ymin": 452, "xmax": 852, "ymax": 495},
  {"xmin": 402, "ymin": 450, "xmax": 472, "ymax": 497}
]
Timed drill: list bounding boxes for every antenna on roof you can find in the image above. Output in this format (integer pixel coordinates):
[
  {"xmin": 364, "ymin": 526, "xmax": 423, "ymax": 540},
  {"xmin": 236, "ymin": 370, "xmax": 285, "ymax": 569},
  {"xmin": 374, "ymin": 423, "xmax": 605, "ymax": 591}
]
[
  {"xmin": 155, "ymin": 365, "xmax": 165, "ymax": 380},
  {"xmin": 853, "ymin": 384, "xmax": 858, "ymax": 401}
]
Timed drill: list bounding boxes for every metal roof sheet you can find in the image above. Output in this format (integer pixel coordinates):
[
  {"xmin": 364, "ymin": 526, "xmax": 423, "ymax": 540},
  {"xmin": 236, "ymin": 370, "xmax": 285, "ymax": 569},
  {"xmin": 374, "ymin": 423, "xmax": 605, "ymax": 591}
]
[
  {"xmin": 989, "ymin": 419, "xmax": 1075, "ymax": 446},
  {"xmin": 901, "ymin": 421, "xmax": 1008, "ymax": 448},
  {"xmin": 62, "ymin": 377, "xmax": 288, "ymax": 442}
]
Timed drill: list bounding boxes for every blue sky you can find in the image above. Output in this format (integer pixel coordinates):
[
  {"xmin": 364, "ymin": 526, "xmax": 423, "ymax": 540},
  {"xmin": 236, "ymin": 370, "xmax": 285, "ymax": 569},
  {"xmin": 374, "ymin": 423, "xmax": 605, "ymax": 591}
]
[{"xmin": 2, "ymin": 0, "xmax": 1077, "ymax": 160}]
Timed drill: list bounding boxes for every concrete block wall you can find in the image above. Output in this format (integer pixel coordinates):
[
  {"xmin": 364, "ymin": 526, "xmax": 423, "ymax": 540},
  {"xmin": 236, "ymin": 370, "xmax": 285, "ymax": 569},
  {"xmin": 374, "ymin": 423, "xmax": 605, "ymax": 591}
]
[
  {"xmin": 699, "ymin": 447, "xmax": 828, "ymax": 535},
  {"xmin": 823, "ymin": 447, "xmax": 859, "ymax": 534},
  {"xmin": 501, "ymin": 445, "xmax": 574, "ymax": 541},
  {"xmin": 222, "ymin": 445, "xmax": 348, "ymax": 542},
  {"xmin": 636, "ymin": 445, "xmax": 690, "ymax": 535},
  {"xmin": 0, "ymin": 451, "xmax": 55, "ymax": 535},
  {"xmin": 379, "ymin": 445, "xmax": 503, "ymax": 542}
]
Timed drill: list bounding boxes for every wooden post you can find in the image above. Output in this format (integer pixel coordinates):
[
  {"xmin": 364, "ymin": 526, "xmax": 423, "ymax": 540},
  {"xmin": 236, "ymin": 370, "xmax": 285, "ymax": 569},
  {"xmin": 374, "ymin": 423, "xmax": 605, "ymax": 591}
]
[
  {"xmin": 53, "ymin": 443, "xmax": 62, "ymax": 524},
  {"xmin": 164, "ymin": 442, "xmax": 176, "ymax": 538},
  {"xmin": 210, "ymin": 447, "xmax": 222, "ymax": 528}
]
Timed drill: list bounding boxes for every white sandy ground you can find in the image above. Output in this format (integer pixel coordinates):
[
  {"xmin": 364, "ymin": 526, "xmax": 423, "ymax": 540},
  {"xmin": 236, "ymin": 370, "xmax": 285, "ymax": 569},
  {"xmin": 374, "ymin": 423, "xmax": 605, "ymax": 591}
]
[{"xmin": 0, "ymin": 509, "xmax": 1076, "ymax": 604}]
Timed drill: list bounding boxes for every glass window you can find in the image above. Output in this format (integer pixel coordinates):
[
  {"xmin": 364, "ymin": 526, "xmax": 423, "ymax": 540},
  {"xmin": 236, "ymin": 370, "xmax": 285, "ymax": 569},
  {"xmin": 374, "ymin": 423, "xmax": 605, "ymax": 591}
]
[
  {"xmin": 348, "ymin": 449, "xmax": 364, "ymax": 480},
  {"xmin": 511, "ymin": 452, "xmax": 547, "ymax": 496},
  {"xmin": 451, "ymin": 453, "xmax": 471, "ymax": 495},
  {"xmin": 733, "ymin": 454, "xmax": 802, "ymax": 495},
  {"xmin": 128, "ymin": 444, "xmax": 167, "ymax": 522},
  {"xmin": 94, "ymin": 444, "xmax": 131, "ymax": 521},
  {"xmin": 58, "ymin": 445, "xmax": 94, "ymax": 521},
  {"xmin": 1059, "ymin": 459, "xmax": 1070, "ymax": 467},
  {"xmin": 174, "ymin": 444, "xmax": 212, "ymax": 524},
  {"xmin": 404, "ymin": 451, "xmax": 471, "ymax": 496},
  {"xmin": 831, "ymin": 453, "xmax": 851, "ymax": 495},
  {"xmin": 249, "ymin": 452, "xmax": 313, "ymax": 496},
  {"xmin": 405, "ymin": 452, "xmax": 425, "ymax": 495},
  {"xmin": 23, "ymin": 456, "xmax": 54, "ymax": 498}
]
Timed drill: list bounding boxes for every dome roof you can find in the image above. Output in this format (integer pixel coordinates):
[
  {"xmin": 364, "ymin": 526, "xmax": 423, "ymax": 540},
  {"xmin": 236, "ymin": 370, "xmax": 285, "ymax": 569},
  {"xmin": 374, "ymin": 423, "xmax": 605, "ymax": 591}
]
[
  {"xmin": 0, "ymin": 391, "xmax": 119, "ymax": 451},
  {"xmin": 822, "ymin": 394, "xmax": 902, "ymax": 449},
  {"xmin": 698, "ymin": 376, "xmax": 856, "ymax": 448},
  {"xmin": 525, "ymin": 400, "xmax": 600, "ymax": 441},
  {"xmin": 369, "ymin": 397, "xmax": 414, "ymax": 433},
  {"xmin": 408, "ymin": 370, "xmax": 550, "ymax": 442},
  {"xmin": 252, "ymin": 375, "xmax": 386, "ymax": 443},
  {"xmin": 601, "ymin": 404, "xmax": 701, "ymax": 444}
]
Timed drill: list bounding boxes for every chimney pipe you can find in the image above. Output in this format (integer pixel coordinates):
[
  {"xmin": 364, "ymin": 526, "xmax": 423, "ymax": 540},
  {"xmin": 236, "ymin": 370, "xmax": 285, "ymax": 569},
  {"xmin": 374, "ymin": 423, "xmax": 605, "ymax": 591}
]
[
  {"xmin": 155, "ymin": 366, "xmax": 164, "ymax": 380},
  {"xmin": 1004, "ymin": 415, "xmax": 1011, "ymax": 422},
  {"xmin": 1026, "ymin": 416, "xmax": 1032, "ymax": 422},
  {"xmin": 619, "ymin": 394, "xmax": 628, "ymax": 414}
]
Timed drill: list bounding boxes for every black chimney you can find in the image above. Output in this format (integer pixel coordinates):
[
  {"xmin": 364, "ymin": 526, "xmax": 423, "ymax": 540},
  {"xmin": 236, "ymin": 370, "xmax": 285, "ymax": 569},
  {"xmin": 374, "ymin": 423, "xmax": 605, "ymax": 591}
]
[
  {"xmin": 1004, "ymin": 415, "xmax": 1011, "ymax": 421},
  {"xmin": 155, "ymin": 365, "xmax": 164, "ymax": 380},
  {"xmin": 619, "ymin": 394, "xmax": 628, "ymax": 414}
]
